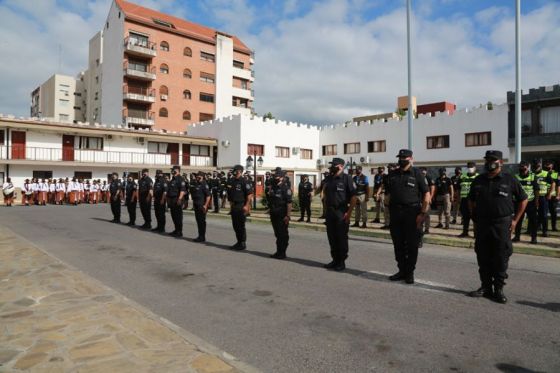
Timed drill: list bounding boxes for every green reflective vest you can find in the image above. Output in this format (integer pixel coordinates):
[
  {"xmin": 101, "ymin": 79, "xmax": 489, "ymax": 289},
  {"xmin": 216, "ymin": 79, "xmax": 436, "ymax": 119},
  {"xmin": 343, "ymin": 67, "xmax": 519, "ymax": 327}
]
[
  {"xmin": 460, "ymin": 173, "xmax": 478, "ymax": 198},
  {"xmin": 535, "ymin": 170, "xmax": 552, "ymax": 195},
  {"xmin": 551, "ymin": 171, "xmax": 558, "ymax": 197},
  {"xmin": 515, "ymin": 173, "xmax": 536, "ymax": 202}
]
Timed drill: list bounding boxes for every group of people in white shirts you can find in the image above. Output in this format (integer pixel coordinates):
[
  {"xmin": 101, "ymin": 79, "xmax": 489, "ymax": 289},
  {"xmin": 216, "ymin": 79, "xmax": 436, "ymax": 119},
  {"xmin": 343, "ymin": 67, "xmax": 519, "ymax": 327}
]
[{"xmin": 19, "ymin": 178, "xmax": 111, "ymax": 206}]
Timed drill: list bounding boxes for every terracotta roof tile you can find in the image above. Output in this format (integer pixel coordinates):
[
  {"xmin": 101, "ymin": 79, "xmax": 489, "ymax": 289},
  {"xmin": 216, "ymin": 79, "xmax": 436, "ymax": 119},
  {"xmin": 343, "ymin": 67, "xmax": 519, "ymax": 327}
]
[{"xmin": 115, "ymin": 0, "xmax": 251, "ymax": 54}]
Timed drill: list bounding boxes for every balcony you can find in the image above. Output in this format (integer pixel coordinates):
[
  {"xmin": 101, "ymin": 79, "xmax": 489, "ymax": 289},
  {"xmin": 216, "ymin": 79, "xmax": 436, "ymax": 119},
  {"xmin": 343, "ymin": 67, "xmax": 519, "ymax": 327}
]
[
  {"xmin": 124, "ymin": 36, "xmax": 157, "ymax": 58},
  {"xmin": 232, "ymin": 67, "xmax": 252, "ymax": 81},
  {"xmin": 232, "ymin": 87, "xmax": 253, "ymax": 100},
  {"xmin": 0, "ymin": 146, "xmax": 213, "ymax": 167},
  {"xmin": 123, "ymin": 85, "xmax": 155, "ymax": 103},
  {"xmin": 123, "ymin": 61, "xmax": 156, "ymax": 81},
  {"xmin": 122, "ymin": 108, "xmax": 155, "ymax": 127}
]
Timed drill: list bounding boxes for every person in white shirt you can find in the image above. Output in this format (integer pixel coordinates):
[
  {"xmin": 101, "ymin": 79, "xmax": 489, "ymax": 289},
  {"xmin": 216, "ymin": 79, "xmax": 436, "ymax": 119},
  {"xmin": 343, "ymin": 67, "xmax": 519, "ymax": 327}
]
[
  {"xmin": 2, "ymin": 177, "xmax": 15, "ymax": 206},
  {"xmin": 22, "ymin": 179, "xmax": 33, "ymax": 206},
  {"xmin": 79, "ymin": 180, "xmax": 85, "ymax": 204},
  {"xmin": 101, "ymin": 180, "xmax": 109, "ymax": 203},
  {"xmin": 32, "ymin": 178, "xmax": 39, "ymax": 205},
  {"xmin": 56, "ymin": 178, "xmax": 66, "ymax": 205},
  {"xmin": 84, "ymin": 180, "xmax": 91, "ymax": 204},
  {"xmin": 38, "ymin": 179, "xmax": 48, "ymax": 206},
  {"xmin": 68, "ymin": 178, "xmax": 79, "ymax": 206},
  {"xmin": 48, "ymin": 179, "xmax": 56, "ymax": 204}
]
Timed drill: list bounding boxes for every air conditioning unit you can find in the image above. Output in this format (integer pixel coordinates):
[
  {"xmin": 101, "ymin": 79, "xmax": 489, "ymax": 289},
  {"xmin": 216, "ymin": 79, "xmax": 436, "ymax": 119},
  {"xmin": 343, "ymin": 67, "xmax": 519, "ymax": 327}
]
[
  {"xmin": 292, "ymin": 147, "xmax": 300, "ymax": 155},
  {"xmin": 137, "ymin": 137, "xmax": 145, "ymax": 145},
  {"xmin": 221, "ymin": 140, "xmax": 230, "ymax": 147},
  {"xmin": 160, "ymin": 94, "xmax": 168, "ymax": 101},
  {"xmin": 360, "ymin": 156, "xmax": 370, "ymax": 164}
]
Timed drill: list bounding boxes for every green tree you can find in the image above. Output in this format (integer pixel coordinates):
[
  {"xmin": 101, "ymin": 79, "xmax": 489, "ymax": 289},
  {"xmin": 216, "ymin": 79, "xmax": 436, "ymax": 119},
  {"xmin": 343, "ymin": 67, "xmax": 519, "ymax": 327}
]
[{"xmin": 263, "ymin": 112, "xmax": 274, "ymax": 120}]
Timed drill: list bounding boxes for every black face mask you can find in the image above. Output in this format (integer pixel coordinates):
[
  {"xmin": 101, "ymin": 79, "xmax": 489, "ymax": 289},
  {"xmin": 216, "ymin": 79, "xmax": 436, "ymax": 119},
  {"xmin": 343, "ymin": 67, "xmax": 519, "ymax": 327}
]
[
  {"xmin": 398, "ymin": 159, "xmax": 410, "ymax": 168},
  {"xmin": 485, "ymin": 161, "xmax": 500, "ymax": 172},
  {"xmin": 329, "ymin": 166, "xmax": 339, "ymax": 175},
  {"xmin": 519, "ymin": 167, "xmax": 528, "ymax": 174}
]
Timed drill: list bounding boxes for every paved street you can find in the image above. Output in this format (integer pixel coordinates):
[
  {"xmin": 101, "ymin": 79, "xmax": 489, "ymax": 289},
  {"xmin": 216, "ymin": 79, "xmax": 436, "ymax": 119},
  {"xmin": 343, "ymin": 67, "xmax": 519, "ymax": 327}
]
[{"xmin": 1, "ymin": 204, "xmax": 559, "ymax": 373}]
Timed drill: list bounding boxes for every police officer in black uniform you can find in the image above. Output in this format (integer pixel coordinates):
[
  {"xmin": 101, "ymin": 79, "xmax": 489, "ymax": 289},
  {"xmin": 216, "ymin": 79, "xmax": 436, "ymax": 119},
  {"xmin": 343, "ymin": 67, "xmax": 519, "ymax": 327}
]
[
  {"xmin": 190, "ymin": 171, "xmax": 211, "ymax": 242},
  {"xmin": 227, "ymin": 165, "xmax": 253, "ymax": 250},
  {"xmin": 468, "ymin": 150, "xmax": 527, "ymax": 304},
  {"xmin": 109, "ymin": 172, "xmax": 123, "ymax": 223},
  {"xmin": 386, "ymin": 149, "xmax": 430, "ymax": 284},
  {"xmin": 323, "ymin": 158, "xmax": 357, "ymax": 271},
  {"xmin": 221, "ymin": 171, "xmax": 229, "ymax": 209},
  {"xmin": 138, "ymin": 168, "xmax": 153, "ymax": 229},
  {"xmin": 152, "ymin": 169, "xmax": 168, "ymax": 233},
  {"xmin": 298, "ymin": 174, "xmax": 313, "ymax": 222},
  {"xmin": 268, "ymin": 168, "xmax": 293, "ymax": 259},
  {"xmin": 167, "ymin": 165, "xmax": 187, "ymax": 237},
  {"xmin": 125, "ymin": 175, "xmax": 138, "ymax": 226},
  {"xmin": 209, "ymin": 171, "xmax": 221, "ymax": 213}
]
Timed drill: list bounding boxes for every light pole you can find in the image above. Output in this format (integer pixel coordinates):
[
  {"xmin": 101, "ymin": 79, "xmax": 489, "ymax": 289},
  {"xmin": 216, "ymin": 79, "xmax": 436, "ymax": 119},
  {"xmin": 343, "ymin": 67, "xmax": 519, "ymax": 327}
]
[
  {"xmin": 514, "ymin": 0, "xmax": 522, "ymax": 163},
  {"xmin": 246, "ymin": 153, "xmax": 263, "ymax": 209},
  {"xmin": 406, "ymin": 0, "xmax": 413, "ymax": 150}
]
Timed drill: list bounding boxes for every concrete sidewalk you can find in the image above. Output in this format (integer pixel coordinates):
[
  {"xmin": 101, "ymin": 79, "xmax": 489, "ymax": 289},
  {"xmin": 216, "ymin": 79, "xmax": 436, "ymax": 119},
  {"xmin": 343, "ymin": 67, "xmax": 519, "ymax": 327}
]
[{"xmin": 0, "ymin": 226, "xmax": 257, "ymax": 373}]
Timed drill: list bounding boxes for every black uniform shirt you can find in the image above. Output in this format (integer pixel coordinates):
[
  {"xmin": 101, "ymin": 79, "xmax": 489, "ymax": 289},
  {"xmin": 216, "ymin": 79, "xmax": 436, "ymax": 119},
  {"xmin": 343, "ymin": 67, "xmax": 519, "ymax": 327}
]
[
  {"xmin": 228, "ymin": 177, "xmax": 252, "ymax": 204},
  {"xmin": 298, "ymin": 181, "xmax": 313, "ymax": 200},
  {"xmin": 468, "ymin": 171, "xmax": 527, "ymax": 219},
  {"xmin": 324, "ymin": 172, "xmax": 356, "ymax": 209},
  {"xmin": 381, "ymin": 174, "xmax": 390, "ymax": 194},
  {"xmin": 386, "ymin": 167, "xmax": 429, "ymax": 205},
  {"xmin": 219, "ymin": 176, "xmax": 227, "ymax": 192},
  {"xmin": 210, "ymin": 177, "xmax": 219, "ymax": 192},
  {"xmin": 190, "ymin": 180, "xmax": 210, "ymax": 207},
  {"xmin": 138, "ymin": 176, "xmax": 153, "ymax": 196},
  {"xmin": 451, "ymin": 174, "xmax": 461, "ymax": 192},
  {"xmin": 109, "ymin": 180, "xmax": 122, "ymax": 198},
  {"xmin": 125, "ymin": 181, "xmax": 138, "ymax": 202},
  {"xmin": 167, "ymin": 175, "xmax": 187, "ymax": 199},
  {"xmin": 268, "ymin": 181, "xmax": 293, "ymax": 215},
  {"xmin": 435, "ymin": 176, "xmax": 452, "ymax": 195},
  {"xmin": 153, "ymin": 177, "xmax": 168, "ymax": 199}
]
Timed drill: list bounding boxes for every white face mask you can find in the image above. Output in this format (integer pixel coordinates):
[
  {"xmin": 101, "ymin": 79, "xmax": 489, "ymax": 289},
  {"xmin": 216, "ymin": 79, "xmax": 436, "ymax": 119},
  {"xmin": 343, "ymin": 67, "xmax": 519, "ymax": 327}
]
[{"xmin": 468, "ymin": 167, "xmax": 476, "ymax": 173}]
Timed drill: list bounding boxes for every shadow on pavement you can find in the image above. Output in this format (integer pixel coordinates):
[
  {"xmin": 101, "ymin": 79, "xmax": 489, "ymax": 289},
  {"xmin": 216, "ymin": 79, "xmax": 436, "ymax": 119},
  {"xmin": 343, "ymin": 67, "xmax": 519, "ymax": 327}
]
[
  {"xmin": 495, "ymin": 363, "xmax": 545, "ymax": 373},
  {"xmin": 516, "ymin": 300, "xmax": 560, "ymax": 312}
]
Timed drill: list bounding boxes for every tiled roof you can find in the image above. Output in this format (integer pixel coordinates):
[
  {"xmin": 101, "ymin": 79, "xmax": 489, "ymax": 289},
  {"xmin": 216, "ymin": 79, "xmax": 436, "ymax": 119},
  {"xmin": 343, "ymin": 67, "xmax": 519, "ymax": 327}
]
[{"xmin": 116, "ymin": 0, "xmax": 251, "ymax": 54}]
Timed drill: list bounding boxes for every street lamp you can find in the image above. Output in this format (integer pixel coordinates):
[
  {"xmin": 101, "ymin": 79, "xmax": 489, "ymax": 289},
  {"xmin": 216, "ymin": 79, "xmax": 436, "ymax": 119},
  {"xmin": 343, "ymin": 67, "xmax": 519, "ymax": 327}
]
[{"xmin": 246, "ymin": 153, "xmax": 263, "ymax": 209}]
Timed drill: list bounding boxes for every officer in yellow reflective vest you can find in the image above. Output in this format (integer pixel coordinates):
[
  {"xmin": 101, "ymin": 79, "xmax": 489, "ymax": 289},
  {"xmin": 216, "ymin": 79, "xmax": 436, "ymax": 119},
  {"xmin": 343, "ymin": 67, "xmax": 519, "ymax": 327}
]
[
  {"xmin": 533, "ymin": 159, "xmax": 555, "ymax": 237},
  {"xmin": 458, "ymin": 162, "xmax": 479, "ymax": 237},
  {"xmin": 514, "ymin": 161, "xmax": 539, "ymax": 244},
  {"xmin": 544, "ymin": 160, "xmax": 559, "ymax": 231}
]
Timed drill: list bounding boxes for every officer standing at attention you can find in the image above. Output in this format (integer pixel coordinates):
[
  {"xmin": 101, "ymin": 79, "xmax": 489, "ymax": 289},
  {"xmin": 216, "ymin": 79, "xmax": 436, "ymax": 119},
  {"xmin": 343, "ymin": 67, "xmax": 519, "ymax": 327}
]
[
  {"xmin": 297, "ymin": 174, "xmax": 313, "ymax": 222},
  {"xmin": 386, "ymin": 149, "xmax": 430, "ymax": 284},
  {"xmin": 264, "ymin": 171, "xmax": 273, "ymax": 209},
  {"xmin": 352, "ymin": 165, "xmax": 370, "ymax": 228},
  {"xmin": 533, "ymin": 159, "xmax": 554, "ymax": 237},
  {"xmin": 450, "ymin": 167, "xmax": 462, "ymax": 224},
  {"xmin": 138, "ymin": 168, "xmax": 153, "ymax": 229},
  {"xmin": 152, "ymin": 170, "xmax": 168, "ymax": 233},
  {"xmin": 323, "ymin": 158, "xmax": 357, "ymax": 271},
  {"xmin": 458, "ymin": 162, "xmax": 479, "ymax": 237},
  {"xmin": 434, "ymin": 168, "xmax": 454, "ymax": 229},
  {"xmin": 227, "ymin": 165, "xmax": 253, "ymax": 250},
  {"xmin": 268, "ymin": 168, "xmax": 293, "ymax": 259},
  {"xmin": 109, "ymin": 172, "xmax": 123, "ymax": 223},
  {"xmin": 210, "ymin": 171, "xmax": 221, "ymax": 213},
  {"xmin": 125, "ymin": 175, "xmax": 138, "ymax": 226},
  {"xmin": 468, "ymin": 150, "xmax": 527, "ymax": 304},
  {"xmin": 543, "ymin": 160, "xmax": 558, "ymax": 231},
  {"xmin": 513, "ymin": 161, "xmax": 539, "ymax": 244},
  {"xmin": 167, "ymin": 165, "xmax": 187, "ymax": 237},
  {"xmin": 372, "ymin": 166, "xmax": 385, "ymax": 223},
  {"xmin": 190, "ymin": 171, "xmax": 211, "ymax": 242}
]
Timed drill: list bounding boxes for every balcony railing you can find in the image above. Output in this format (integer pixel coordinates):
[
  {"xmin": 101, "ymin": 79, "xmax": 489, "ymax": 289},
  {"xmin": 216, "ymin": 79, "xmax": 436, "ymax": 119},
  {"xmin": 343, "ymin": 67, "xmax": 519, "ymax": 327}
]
[
  {"xmin": 0, "ymin": 146, "xmax": 212, "ymax": 167},
  {"xmin": 123, "ymin": 61, "xmax": 156, "ymax": 81},
  {"xmin": 124, "ymin": 36, "xmax": 157, "ymax": 58},
  {"xmin": 123, "ymin": 85, "xmax": 156, "ymax": 103},
  {"xmin": 122, "ymin": 108, "xmax": 155, "ymax": 127}
]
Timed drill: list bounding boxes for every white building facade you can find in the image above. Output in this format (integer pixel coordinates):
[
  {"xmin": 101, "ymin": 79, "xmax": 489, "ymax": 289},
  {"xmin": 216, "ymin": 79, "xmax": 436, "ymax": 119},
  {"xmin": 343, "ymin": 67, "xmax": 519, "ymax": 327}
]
[{"xmin": 30, "ymin": 74, "xmax": 86, "ymax": 124}]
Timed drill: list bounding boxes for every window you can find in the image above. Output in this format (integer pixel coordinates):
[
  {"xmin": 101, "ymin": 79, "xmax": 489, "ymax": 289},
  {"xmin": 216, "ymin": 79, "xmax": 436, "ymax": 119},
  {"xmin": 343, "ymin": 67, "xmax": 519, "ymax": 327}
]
[
  {"xmin": 0, "ymin": 130, "xmax": 5, "ymax": 145},
  {"xmin": 322, "ymin": 144, "xmax": 337, "ymax": 156},
  {"xmin": 427, "ymin": 135, "xmax": 450, "ymax": 149},
  {"xmin": 344, "ymin": 142, "xmax": 360, "ymax": 154},
  {"xmin": 153, "ymin": 19, "xmax": 174, "ymax": 28},
  {"xmin": 77, "ymin": 136, "xmax": 103, "ymax": 150},
  {"xmin": 200, "ymin": 93, "xmax": 214, "ymax": 103},
  {"xmin": 200, "ymin": 72, "xmax": 215, "ymax": 84},
  {"xmin": 74, "ymin": 92, "xmax": 82, "ymax": 97},
  {"xmin": 465, "ymin": 132, "xmax": 491, "ymax": 147},
  {"xmin": 183, "ymin": 68, "xmax": 192, "ymax": 79},
  {"xmin": 129, "ymin": 32, "xmax": 149, "ymax": 47},
  {"xmin": 275, "ymin": 146, "xmax": 290, "ymax": 158},
  {"xmin": 159, "ymin": 108, "xmax": 168, "ymax": 117},
  {"xmin": 182, "ymin": 111, "xmax": 191, "ymax": 120},
  {"xmin": 59, "ymin": 89, "xmax": 69, "ymax": 96},
  {"xmin": 33, "ymin": 171, "xmax": 53, "ymax": 179},
  {"xmin": 522, "ymin": 109, "xmax": 532, "ymax": 133},
  {"xmin": 183, "ymin": 90, "xmax": 191, "ymax": 99},
  {"xmin": 160, "ymin": 41, "xmax": 169, "ymax": 51},
  {"xmin": 367, "ymin": 140, "xmax": 386, "ymax": 153},
  {"xmin": 241, "ymin": 80, "xmax": 248, "ymax": 90},
  {"xmin": 74, "ymin": 171, "xmax": 92, "ymax": 179},
  {"xmin": 59, "ymin": 114, "xmax": 70, "ymax": 122},
  {"xmin": 199, "ymin": 113, "xmax": 214, "ymax": 122},
  {"xmin": 247, "ymin": 144, "xmax": 264, "ymax": 156},
  {"xmin": 95, "ymin": 76, "xmax": 99, "ymax": 84},
  {"xmin": 159, "ymin": 85, "xmax": 168, "ymax": 96},
  {"xmin": 301, "ymin": 148, "xmax": 313, "ymax": 160},
  {"xmin": 59, "ymin": 99, "xmax": 69, "ymax": 107},
  {"xmin": 94, "ymin": 92, "xmax": 98, "ymax": 100},
  {"xmin": 200, "ymin": 52, "xmax": 215, "ymax": 62},
  {"xmin": 191, "ymin": 145, "xmax": 210, "ymax": 156},
  {"xmin": 128, "ymin": 60, "xmax": 147, "ymax": 72},
  {"xmin": 233, "ymin": 60, "xmax": 244, "ymax": 69},
  {"xmin": 160, "ymin": 63, "xmax": 169, "ymax": 74},
  {"xmin": 183, "ymin": 47, "xmax": 192, "ymax": 56},
  {"xmin": 148, "ymin": 142, "xmax": 169, "ymax": 154},
  {"xmin": 540, "ymin": 106, "xmax": 560, "ymax": 134}
]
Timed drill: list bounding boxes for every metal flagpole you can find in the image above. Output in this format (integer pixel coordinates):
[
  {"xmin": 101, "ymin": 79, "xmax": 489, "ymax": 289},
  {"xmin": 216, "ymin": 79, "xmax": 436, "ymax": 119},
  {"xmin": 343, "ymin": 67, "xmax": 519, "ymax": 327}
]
[
  {"xmin": 406, "ymin": 0, "xmax": 413, "ymax": 150},
  {"xmin": 515, "ymin": 0, "xmax": 522, "ymax": 163}
]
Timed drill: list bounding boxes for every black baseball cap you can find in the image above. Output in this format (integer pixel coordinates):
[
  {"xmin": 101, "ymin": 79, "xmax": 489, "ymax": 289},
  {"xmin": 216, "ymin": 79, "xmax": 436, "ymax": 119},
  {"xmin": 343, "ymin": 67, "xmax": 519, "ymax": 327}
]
[
  {"xmin": 233, "ymin": 164, "xmax": 244, "ymax": 171},
  {"xmin": 171, "ymin": 165, "xmax": 181, "ymax": 171},
  {"xmin": 467, "ymin": 162, "xmax": 476, "ymax": 167},
  {"xmin": 484, "ymin": 150, "xmax": 502, "ymax": 161},
  {"xmin": 397, "ymin": 149, "xmax": 413, "ymax": 158},
  {"xmin": 142, "ymin": 168, "xmax": 149, "ymax": 173},
  {"xmin": 519, "ymin": 160, "xmax": 529, "ymax": 166},
  {"xmin": 274, "ymin": 169, "xmax": 285, "ymax": 177},
  {"xmin": 329, "ymin": 157, "xmax": 345, "ymax": 166}
]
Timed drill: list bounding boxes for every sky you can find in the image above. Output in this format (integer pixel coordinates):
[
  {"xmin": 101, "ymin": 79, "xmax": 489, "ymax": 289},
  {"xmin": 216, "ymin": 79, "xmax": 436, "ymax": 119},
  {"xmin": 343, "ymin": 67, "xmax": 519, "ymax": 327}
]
[{"xmin": 0, "ymin": 0, "xmax": 559, "ymax": 125}]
